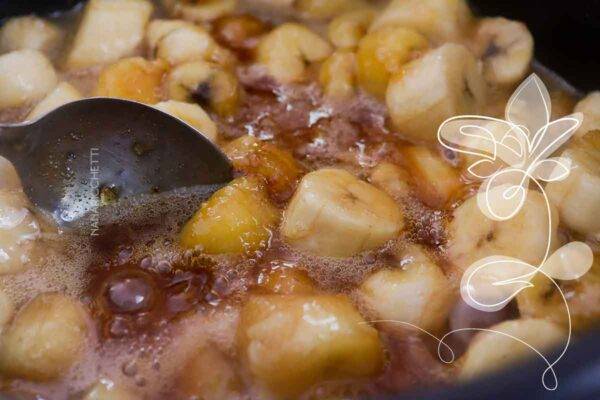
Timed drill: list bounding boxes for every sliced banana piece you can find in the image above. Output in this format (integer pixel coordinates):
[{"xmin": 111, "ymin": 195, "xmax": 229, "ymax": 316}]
[
  {"xmin": 27, "ymin": 82, "xmax": 82, "ymax": 121},
  {"xmin": 0, "ymin": 290, "xmax": 14, "ymax": 331},
  {"xmin": 370, "ymin": 0, "xmax": 473, "ymax": 43},
  {"xmin": 83, "ymin": 379, "xmax": 139, "ymax": 400},
  {"xmin": 0, "ymin": 157, "xmax": 22, "ymax": 191},
  {"xmin": 328, "ymin": 9, "xmax": 376, "ymax": 49},
  {"xmin": 281, "ymin": 168, "xmax": 403, "ymax": 258},
  {"xmin": 369, "ymin": 162, "xmax": 412, "ymax": 199},
  {"xmin": 574, "ymin": 92, "xmax": 600, "ymax": 137},
  {"xmin": 402, "ymin": 146, "xmax": 462, "ymax": 209},
  {"xmin": 0, "ymin": 16, "xmax": 62, "ymax": 56},
  {"xmin": 0, "ymin": 191, "xmax": 41, "ymax": 275},
  {"xmin": 517, "ymin": 254, "xmax": 600, "ymax": 331},
  {"xmin": 65, "ymin": 0, "xmax": 153, "ymax": 70},
  {"xmin": 447, "ymin": 189, "xmax": 559, "ymax": 276},
  {"xmin": 386, "ymin": 43, "xmax": 486, "ymax": 143},
  {"xmin": 154, "ymin": 101, "xmax": 217, "ymax": 142},
  {"xmin": 358, "ymin": 244, "xmax": 454, "ymax": 332},
  {"xmin": 146, "ymin": 19, "xmax": 189, "ymax": 52},
  {"xmin": 167, "ymin": 61, "xmax": 241, "ymax": 116},
  {"xmin": 96, "ymin": 57, "xmax": 168, "ymax": 104},
  {"xmin": 356, "ymin": 26, "xmax": 428, "ymax": 98},
  {"xmin": 294, "ymin": 0, "xmax": 368, "ymax": 19},
  {"xmin": 0, "ymin": 293, "xmax": 89, "ymax": 381},
  {"xmin": 162, "ymin": 0, "xmax": 236, "ymax": 22},
  {"xmin": 319, "ymin": 50, "xmax": 356, "ymax": 100},
  {"xmin": 238, "ymin": 294, "xmax": 383, "ymax": 397},
  {"xmin": 472, "ymin": 17, "xmax": 533, "ymax": 86},
  {"xmin": 460, "ymin": 318, "xmax": 566, "ymax": 381},
  {"xmin": 546, "ymin": 130, "xmax": 600, "ymax": 240},
  {"xmin": 257, "ymin": 23, "xmax": 332, "ymax": 84},
  {"xmin": 0, "ymin": 49, "xmax": 57, "ymax": 110}
]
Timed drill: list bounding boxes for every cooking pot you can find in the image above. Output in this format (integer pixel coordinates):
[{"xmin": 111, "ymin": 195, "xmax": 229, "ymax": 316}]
[{"xmin": 0, "ymin": 1, "xmax": 599, "ymax": 399}]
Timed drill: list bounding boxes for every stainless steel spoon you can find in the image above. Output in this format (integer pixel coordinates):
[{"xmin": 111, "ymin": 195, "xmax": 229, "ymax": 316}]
[{"xmin": 0, "ymin": 98, "xmax": 233, "ymax": 228}]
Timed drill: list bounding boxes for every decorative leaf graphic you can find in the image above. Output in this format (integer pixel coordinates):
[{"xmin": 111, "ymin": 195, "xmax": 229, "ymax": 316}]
[
  {"xmin": 477, "ymin": 173, "xmax": 528, "ymax": 221},
  {"xmin": 541, "ymin": 242, "xmax": 594, "ymax": 280},
  {"xmin": 460, "ymin": 255, "xmax": 535, "ymax": 312},
  {"xmin": 533, "ymin": 157, "xmax": 572, "ymax": 182},
  {"xmin": 505, "ymin": 74, "xmax": 551, "ymax": 142},
  {"xmin": 529, "ymin": 113, "xmax": 583, "ymax": 164}
]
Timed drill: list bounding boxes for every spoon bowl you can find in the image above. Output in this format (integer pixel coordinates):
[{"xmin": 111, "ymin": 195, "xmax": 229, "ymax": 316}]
[{"xmin": 0, "ymin": 98, "xmax": 233, "ymax": 228}]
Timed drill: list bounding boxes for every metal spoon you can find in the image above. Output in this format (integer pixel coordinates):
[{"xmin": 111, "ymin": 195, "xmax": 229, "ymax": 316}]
[{"xmin": 0, "ymin": 98, "xmax": 233, "ymax": 228}]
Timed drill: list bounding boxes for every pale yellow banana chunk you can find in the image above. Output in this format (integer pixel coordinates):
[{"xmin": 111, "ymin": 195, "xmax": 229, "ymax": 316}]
[
  {"xmin": 369, "ymin": 162, "xmax": 412, "ymax": 199},
  {"xmin": 328, "ymin": 9, "xmax": 376, "ymax": 49},
  {"xmin": 358, "ymin": 244, "xmax": 454, "ymax": 332},
  {"xmin": 574, "ymin": 92, "xmax": 600, "ymax": 137},
  {"xmin": 0, "ymin": 293, "xmax": 89, "ymax": 381},
  {"xmin": 65, "ymin": 0, "xmax": 153, "ymax": 70},
  {"xmin": 472, "ymin": 17, "xmax": 534, "ymax": 86},
  {"xmin": 281, "ymin": 168, "xmax": 404, "ymax": 258},
  {"xmin": 0, "ymin": 16, "xmax": 62, "ymax": 55},
  {"xmin": 83, "ymin": 379, "xmax": 139, "ymax": 400},
  {"xmin": 162, "ymin": 0, "xmax": 236, "ymax": 22},
  {"xmin": 460, "ymin": 318, "xmax": 566, "ymax": 381},
  {"xmin": 0, "ymin": 157, "xmax": 21, "ymax": 191},
  {"xmin": 447, "ymin": 190, "xmax": 559, "ymax": 275},
  {"xmin": 370, "ymin": 0, "xmax": 473, "ymax": 43},
  {"xmin": 319, "ymin": 50, "xmax": 356, "ymax": 100},
  {"xmin": 0, "ymin": 191, "xmax": 41, "ymax": 275},
  {"xmin": 238, "ymin": 294, "xmax": 383, "ymax": 397},
  {"xmin": 546, "ymin": 130, "xmax": 600, "ymax": 240},
  {"xmin": 0, "ymin": 290, "xmax": 14, "ymax": 331},
  {"xmin": 257, "ymin": 23, "xmax": 332, "ymax": 84},
  {"xmin": 27, "ymin": 82, "xmax": 82, "ymax": 121},
  {"xmin": 386, "ymin": 43, "xmax": 486, "ymax": 143},
  {"xmin": 0, "ymin": 49, "xmax": 57, "ymax": 110},
  {"xmin": 154, "ymin": 101, "xmax": 218, "ymax": 142}
]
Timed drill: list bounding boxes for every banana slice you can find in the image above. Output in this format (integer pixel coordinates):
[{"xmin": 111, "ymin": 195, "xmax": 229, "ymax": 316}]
[
  {"xmin": 517, "ymin": 253, "xmax": 600, "ymax": 331},
  {"xmin": 0, "ymin": 293, "xmax": 89, "ymax": 381},
  {"xmin": 65, "ymin": 0, "xmax": 153, "ymax": 70},
  {"xmin": 0, "ymin": 49, "xmax": 57, "ymax": 110},
  {"xmin": 167, "ymin": 61, "xmax": 241, "ymax": 116},
  {"xmin": 294, "ymin": 0, "xmax": 368, "ymax": 19},
  {"xmin": 402, "ymin": 146, "xmax": 462, "ymax": 209},
  {"xmin": 447, "ymin": 190, "xmax": 559, "ymax": 276},
  {"xmin": 238, "ymin": 294, "xmax": 383, "ymax": 397},
  {"xmin": 0, "ymin": 290, "xmax": 14, "ymax": 331},
  {"xmin": 459, "ymin": 318, "xmax": 566, "ymax": 381},
  {"xmin": 0, "ymin": 191, "xmax": 41, "ymax": 275},
  {"xmin": 356, "ymin": 26, "xmax": 428, "ymax": 98},
  {"xmin": 546, "ymin": 130, "xmax": 600, "ymax": 240},
  {"xmin": 0, "ymin": 16, "xmax": 62, "ymax": 56},
  {"xmin": 472, "ymin": 17, "xmax": 533, "ymax": 86},
  {"xmin": 0, "ymin": 157, "xmax": 22, "ymax": 191},
  {"xmin": 257, "ymin": 23, "xmax": 332, "ymax": 84},
  {"xmin": 319, "ymin": 50, "xmax": 356, "ymax": 100},
  {"xmin": 154, "ymin": 101, "xmax": 217, "ymax": 142},
  {"xmin": 386, "ymin": 43, "xmax": 486, "ymax": 143},
  {"xmin": 370, "ymin": 0, "xmax": 473, "ymax": 43},
  {"xmin": 27, "ymin": 82, "xmax": 82, "ymax": 121},
  {"xmin": 369, "ymin": 162, "xmax": 412, "ymax": 199},
  {"xmin": 96, "ymin": 57, "xmax": 168, "ymax": 104},
  {"xmin": 358, "ymin": 244, "xmax": 454, "ymax": 332},
  {"xmin": 162, "ymin": 0, "xmax": 236, "ymax": 22},
  {"xmin": 328, "ymin": 9, "xmax": 376, "ymax": 49},
  {"xmin": 574, "ymin": 92, "xmax": 600, "ymax": 137},
  {"xmin": 281, "ymin": 168, "xmax": 403, "ymax": 258},
  {"xmin": 83, "ymin": 379, "xmax": 139, "ymax": 400}
]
